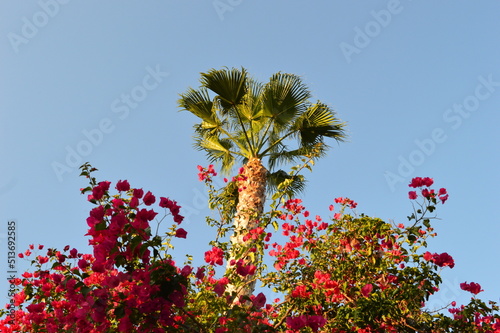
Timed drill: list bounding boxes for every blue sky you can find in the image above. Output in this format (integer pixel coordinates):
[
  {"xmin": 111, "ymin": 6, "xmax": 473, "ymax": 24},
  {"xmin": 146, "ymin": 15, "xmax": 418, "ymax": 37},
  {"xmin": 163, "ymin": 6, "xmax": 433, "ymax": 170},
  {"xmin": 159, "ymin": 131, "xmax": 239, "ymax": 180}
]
[{"xmin": 1, "ymin": 1, "xmax": 499, "ymax": 311}]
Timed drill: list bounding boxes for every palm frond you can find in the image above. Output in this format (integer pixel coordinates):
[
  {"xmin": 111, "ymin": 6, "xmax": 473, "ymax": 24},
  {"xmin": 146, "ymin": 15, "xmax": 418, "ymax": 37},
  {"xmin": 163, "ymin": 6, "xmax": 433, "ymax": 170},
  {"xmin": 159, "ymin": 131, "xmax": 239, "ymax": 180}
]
[
  {"xmin": 210, "ymin": 180, "xmax": 239, "ymax": 222},
  {"xmin": 200, "ymin": 67, "xmax": 248, "ymax": 111},
  {"xmin": 292, "ymin": 102, "xmax": 347, "ymax": 145},
  {"xmin": 267, "ymin": 170, "xmax": 306, "ymax": 199},
  {"xmin": 237, "ymin": 78, "xmax": 264, "ymax": 122},
  {"xmin": 195, "ymin": 135, "xmax": 237, "ymax": 173},
  {"xmin": 178, "ymin": 88, "xmax": 218, "ymax": 126},
  {"xmin": 261, "ymin": 73, "xmax": 311, "ymax": 128},
  {"xmin": 267, "ymin": 145, "xmax": 312, "ymax": 170}
]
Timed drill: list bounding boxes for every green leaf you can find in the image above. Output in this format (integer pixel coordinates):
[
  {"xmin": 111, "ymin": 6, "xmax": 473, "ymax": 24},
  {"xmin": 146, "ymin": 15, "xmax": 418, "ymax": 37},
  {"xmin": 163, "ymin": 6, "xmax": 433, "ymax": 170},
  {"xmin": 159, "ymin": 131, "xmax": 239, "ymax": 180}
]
[
  {"xmin": 130, "ymin": 235, "xmax": 143, "ymax": 253},
  {"xmin": 200, "ymin": 67, "xmax": 248, "ymax": 110},
  {"xmin": 272, "ymin": 220, "xmax": 279, "ymax": 231},
  {"xmin": 114, "ymin": 305, "xmax": 126, "ymax": 319}
]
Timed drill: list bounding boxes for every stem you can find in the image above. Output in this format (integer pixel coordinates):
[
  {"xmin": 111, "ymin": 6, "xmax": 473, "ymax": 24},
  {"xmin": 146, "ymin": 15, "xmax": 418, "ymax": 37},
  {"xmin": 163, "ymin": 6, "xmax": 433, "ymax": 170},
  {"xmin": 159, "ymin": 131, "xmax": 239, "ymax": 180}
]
[
  {"xmin": 232, "ymin": 104, "xmax": 256, "ymax": 157},
  {"xmin": 258, "ymin": 129, "xmax": 296, "ymax": 158}
]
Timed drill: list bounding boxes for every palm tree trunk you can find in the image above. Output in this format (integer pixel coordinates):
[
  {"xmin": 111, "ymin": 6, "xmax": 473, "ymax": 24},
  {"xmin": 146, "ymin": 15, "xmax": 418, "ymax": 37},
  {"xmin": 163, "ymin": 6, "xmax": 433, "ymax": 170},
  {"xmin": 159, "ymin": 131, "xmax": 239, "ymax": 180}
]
[{"xmin": 225, "ymin": 157, "xmax": 267, "ymax": 303}]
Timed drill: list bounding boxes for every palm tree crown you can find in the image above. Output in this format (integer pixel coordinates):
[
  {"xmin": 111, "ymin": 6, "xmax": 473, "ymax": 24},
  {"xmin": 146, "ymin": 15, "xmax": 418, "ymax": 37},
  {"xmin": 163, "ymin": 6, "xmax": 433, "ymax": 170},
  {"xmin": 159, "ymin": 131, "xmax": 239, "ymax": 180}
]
[{"xmin": 179, "ymin": 67, "xmax": 346, "ymax": 179}]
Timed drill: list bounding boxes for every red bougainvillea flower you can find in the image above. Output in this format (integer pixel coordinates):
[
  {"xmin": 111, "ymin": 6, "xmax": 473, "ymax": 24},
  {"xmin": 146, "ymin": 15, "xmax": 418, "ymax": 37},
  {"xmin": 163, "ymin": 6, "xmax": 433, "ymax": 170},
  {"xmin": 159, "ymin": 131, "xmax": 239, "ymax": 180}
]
[
  {"xmin": 423, "ymin": 251, "xmax": 433, "ymax": 261},
  {"xmin": 129, "ymin": 196, "xmax": 139, "ymax": 208},
  {"xmin": 197, "ymin": 164, "xmax": 218, "ymax": 181},
  {"xmin": 422, "ymin": 188, "xmax": 437, "ymax": 199},
  {"xmin": 251, "ymin": 292, "xmax": 266, "ymax": 308},
  {"xmin": 334, "ymin": 197, "xmax": 357, "ymax": 209},
  {"xmin": 286, "ymin": 315, "xmax": 308, "ymax": 330},
  {"xmin": 159, "ymin": 197, "xmax": 184, "ymax": 224},
  {"xmin": 408, "ymin": 191, "xmax": 417, "ymax": 200},
  {"xmin": 175, "ymin": 228, "xmax": 188, "ymax": 239},
  {"xmin": 409, "ymin": 177, "xmax": 433, "ymax": 188},
  {"xmin": 460, "ymin": 281, "xmax": 483, "ymax": 295},
  {"xmin": 204, "ymin": 246, "xmax": 224, "ymax": 266},
  {"xmin": 432, "ymin": 252, "xmax": 455, "ymax": 268},
  {"xmin": 115, "ymin": 180, "xmax": 130, "ymax": 192},
  {"xmin": 308, "ymin": 315, "xmax": 327, "ymax": 331},
  {"xmin": 143, "ymin": 191, "xmax": 156, "ymax": 206},
  {"xmin": 291, "ymin": 285, "xmax": 311, "ymax": 298},
  {"xmin": 361, "ymin": 283, "xmax": 373, "ymax": 297},
  {"xmin": 133, "ymin": 188, "xmax": 144, "ymax": 198},
  {"xmin": 422, "ymin": 177, "xmax": 434, "ymax": 187},
  {"xmin": 439, "ymin": 194, "xmax": 449, "ymax": 204},
  {"xmin": 286, "ymin": 315, "xmax": 327, "ymax": 332},
  {"xmin": 195, "ymin": 267, "xmax": 205, "ymax": 280},
  {"xmin": 234, "ymin": 260, "xmax": 256, "ymax": 277}
]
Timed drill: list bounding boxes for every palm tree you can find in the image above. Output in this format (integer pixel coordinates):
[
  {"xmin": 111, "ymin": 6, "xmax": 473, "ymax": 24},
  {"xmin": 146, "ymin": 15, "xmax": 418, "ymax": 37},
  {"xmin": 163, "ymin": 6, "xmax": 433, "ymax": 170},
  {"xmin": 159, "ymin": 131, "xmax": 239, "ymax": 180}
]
[{"xmin": 179, "ymin": 67, "xmax": 346, "ymax": 301}]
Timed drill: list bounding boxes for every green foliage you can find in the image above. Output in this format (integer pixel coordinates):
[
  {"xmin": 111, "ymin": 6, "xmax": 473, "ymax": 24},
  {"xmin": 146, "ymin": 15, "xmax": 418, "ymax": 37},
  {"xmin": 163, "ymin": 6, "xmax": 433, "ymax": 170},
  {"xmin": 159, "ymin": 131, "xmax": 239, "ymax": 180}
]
[{"xmin": 179, "ymin": 67, "xmax": 346, "ymax": 188}]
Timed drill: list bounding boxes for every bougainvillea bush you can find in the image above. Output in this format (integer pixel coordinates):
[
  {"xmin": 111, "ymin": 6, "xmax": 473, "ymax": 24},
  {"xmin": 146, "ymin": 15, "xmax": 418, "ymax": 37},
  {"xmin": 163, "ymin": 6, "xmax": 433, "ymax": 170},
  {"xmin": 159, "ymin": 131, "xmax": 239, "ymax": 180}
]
[{"xmin": 1, "ymin": 163, "xmax": 499, "ymax": 332}]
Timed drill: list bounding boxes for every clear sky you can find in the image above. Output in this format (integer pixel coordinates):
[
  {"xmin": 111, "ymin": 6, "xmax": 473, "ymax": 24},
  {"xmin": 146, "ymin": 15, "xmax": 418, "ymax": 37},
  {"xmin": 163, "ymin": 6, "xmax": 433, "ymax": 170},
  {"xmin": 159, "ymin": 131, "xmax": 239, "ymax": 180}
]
[{"xmin": 1, "ymin": 1, "xmax": 499, "ymax": 311}]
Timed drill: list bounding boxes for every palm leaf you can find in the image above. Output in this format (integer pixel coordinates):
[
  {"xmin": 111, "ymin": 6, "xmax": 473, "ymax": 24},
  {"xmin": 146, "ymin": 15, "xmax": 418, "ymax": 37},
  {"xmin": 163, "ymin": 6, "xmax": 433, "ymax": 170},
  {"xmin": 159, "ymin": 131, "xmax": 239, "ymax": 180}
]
[
  {"xmin": 196, "ymin": 136, "xmax": 237, "ymax": 173},
  {"xmin": 267, "ymin": 170, "xmax": 306, "ymax": 198},
  {"xmin": 200, "ymin": 67, "xmax": 248, "ymax": 111},
  {"xmin": 261, "ymin": 73, "xmax": 311, "ymax": 128},
  {"xmin": 237, "ymin": 78, "xmax": 264, "ymax": 122},
  {"xmin": 178, "ymin": 88, "xmax": 218, "ymax": 125},
  {"xmin": 267, "ymin": 145, "xmax": 313, "ymax": 170},
  {"xmin": 292, "ymin": 102, "xmax": 346, "ymax": 145}
]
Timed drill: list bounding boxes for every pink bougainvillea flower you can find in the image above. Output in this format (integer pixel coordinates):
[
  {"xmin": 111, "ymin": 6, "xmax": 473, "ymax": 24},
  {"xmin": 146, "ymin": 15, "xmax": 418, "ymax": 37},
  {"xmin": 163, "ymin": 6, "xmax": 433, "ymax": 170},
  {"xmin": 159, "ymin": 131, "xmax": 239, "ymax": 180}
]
[
  {"xmin": 204, "ymin": 247, "xmax": 224, "ymax": 266},
  {"xmin": 308, "ymin": 315, "xmax": 327, "ymax": 331},
  {"xmin": 27, "ymin": 302, "xmax": 47, "ymax": 314},
  {"xmin": 115, "ymin": 180, "xmax": 130, "ymax": 192},
  {"xmin": 129, "ymin": 196, "xmax": 139, "ymax": 208},
  {"xmin": 91, "ymin": 186, "xmax": 105, "ymax": 201},
  {"xmin": 112, "ymin": 198, "xmax": 125, "ymax": 208},
  {"xmin": 423, "ymin": 251, "xmax": 433, "ymax": 261},
  {"xmin": 409, "ymin": 177, "xmax": 433, "ymax": 188},
  {"xmin": 213, "ymin": 277, "xmax": 229, "ymax": 297},
  {"xmin": 432, "ymin": 252, "xmax": 455, "ymax": 268},
  {"xmin": 460, "ymin": 281, "xmax": 483, "ymax": 295},
  {"xmin": 143, "ymin": 191, "xmax": 156, "ymax": 206},
  {"xmin": 291, "ymin": 285, "xmax": 311, "ymax": 299},
  {"xmin": 361, "ymin": 283, "xmax": 373, "ymax": 297},
  {"xmin": 175, "ymin": 228, "xmax": 187, "ymax": 239},
  {"xmin": 251, "ymin": 292, "xmax": 266, "ymax": 309},
  {"xmin": 235, "ymin": 261, "xmax": 256, "ymax": 277},
  {"xmin": 207, "ymin": 164, "xmax": 217, "ymax": 176},
  {"xmin": 422, "ymin": 177, "xmax": 434, "ymax": 187},
  {"xmin": 286, "ymin": 315, "xmax": 308, "ymax": 330},
  {"xmin": 195, "ymin": 267, "xmax": 205, "ymax": 280},
  {"xmin": 133, "ymin": 188, "xmax": 144, "ymax": 198}
]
